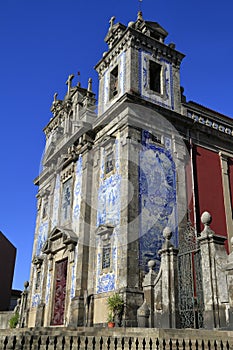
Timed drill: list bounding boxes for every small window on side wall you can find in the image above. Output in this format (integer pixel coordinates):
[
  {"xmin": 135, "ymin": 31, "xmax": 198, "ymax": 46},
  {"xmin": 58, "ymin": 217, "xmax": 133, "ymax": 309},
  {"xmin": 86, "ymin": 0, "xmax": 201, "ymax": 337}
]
[
  {"xmin": 149, "ymin": 60, "xmax": 161, "ymax": 94},
  {"xmin": 109, "ymin": 66, "xmax": 118, "ymax": 100},
  {"xmin": 102, "ymin": 244, "xmax": 111, "ymax": 269},
  {"xmin": 35, "ymin": 270, "xmax": 41, "ymax": 290},
  {"xmin": 105, "ymin": 151, "xmax": 115, "ymax": 175},
  {"xmin": 42, "ymin": 201, "xmax": 48, "ymax": 219}
]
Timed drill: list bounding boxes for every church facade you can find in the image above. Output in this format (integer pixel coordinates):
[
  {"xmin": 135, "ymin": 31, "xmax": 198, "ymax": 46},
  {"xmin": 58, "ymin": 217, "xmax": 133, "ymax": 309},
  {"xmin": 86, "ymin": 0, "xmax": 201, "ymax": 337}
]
[{"xmin": 26, "ymin": 12, "xmax": 233, "ymax": 329}]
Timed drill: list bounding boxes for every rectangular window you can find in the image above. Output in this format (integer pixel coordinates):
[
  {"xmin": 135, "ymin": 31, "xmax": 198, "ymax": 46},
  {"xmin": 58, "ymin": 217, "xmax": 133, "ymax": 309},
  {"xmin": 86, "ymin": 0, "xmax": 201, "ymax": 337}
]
[
  {"xmin": 35, "ymin": 270, "xmax": 41, "ymax": 290},
  {"xmin": 42, "ymin": 202, "xmax": 48, "ymax": 219},
  {"xmin": 102, "ymin": 244, "xmax": 111, "ymax": 269},
  {"xmin": 109, "ymin": 66, "xmax": 118, "ymax": 100},
  {"xmin": 149, "ymin": 60, "xmax": 161, "ymax": 93},
  {"xmin": 61, "ymin": 178, "xmax": 72, "ymax": 223},
  {"xmin": 149, "ymin": 132, "xmax": 161, "ymax": 144},
  {"xmin": 105, "ymin": 151, "xmax": 115, "ymax": 175}
]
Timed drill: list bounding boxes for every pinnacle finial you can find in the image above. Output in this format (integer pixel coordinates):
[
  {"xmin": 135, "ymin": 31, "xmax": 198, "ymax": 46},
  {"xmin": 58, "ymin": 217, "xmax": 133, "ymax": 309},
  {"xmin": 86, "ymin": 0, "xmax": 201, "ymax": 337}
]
[
  {"xmin": 201, "ymin": 211, "xmax": 212, "ymax": 226},
  {"xmin": 88, "ymin": 78, "xmax": 92, "ymax": 92},
  {"xmin": 163, "ymin": 227, "xmax": 172, "ymax": 241},
  {"xmin": 137, "ymin": 10, "xmax": 143, "ymax": 21},
  {"xmin": 201, "ymin": 211, "xmax": 215, "ymax": 236}
]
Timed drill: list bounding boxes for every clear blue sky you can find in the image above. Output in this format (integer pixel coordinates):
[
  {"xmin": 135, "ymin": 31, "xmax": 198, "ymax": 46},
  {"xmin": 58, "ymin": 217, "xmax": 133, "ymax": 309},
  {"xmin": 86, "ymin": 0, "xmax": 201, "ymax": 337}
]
[{"xmin": 0, "ymin": 0, "xmax": 232, "ymax": 291}]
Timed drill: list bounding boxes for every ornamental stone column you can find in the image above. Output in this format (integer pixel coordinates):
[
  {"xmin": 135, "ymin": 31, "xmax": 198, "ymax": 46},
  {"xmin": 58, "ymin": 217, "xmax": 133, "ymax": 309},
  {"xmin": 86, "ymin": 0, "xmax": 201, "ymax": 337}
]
[
  {"xmin": 140, "ymin": 260, "xmax": 157, "ymax": 327},
  {"xmin": 141, "ymin": 227, "xmax": 179, "ymax": 329},
  {"xmin": 198, "ymin": 211, "xmax": 228, "ymax": 329},
  {"xmin": 159, "ymin": 227, "xmax": 179, "ymax": 328}
]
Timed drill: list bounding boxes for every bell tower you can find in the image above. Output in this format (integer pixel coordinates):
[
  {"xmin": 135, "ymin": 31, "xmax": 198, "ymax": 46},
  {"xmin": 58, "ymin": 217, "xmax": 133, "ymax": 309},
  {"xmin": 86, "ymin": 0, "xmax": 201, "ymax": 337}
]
[
  {"xmin": 96, "ymin": 11, "xmax": 185, "ymax": 116},
  {"xmin": 89, "ymin": 12, "xmax": 187, "ymax": 327}
]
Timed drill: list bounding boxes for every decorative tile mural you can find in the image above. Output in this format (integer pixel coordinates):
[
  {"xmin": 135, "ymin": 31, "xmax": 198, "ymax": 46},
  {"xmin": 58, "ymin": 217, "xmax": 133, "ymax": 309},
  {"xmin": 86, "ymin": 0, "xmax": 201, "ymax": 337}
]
[
  {"xmin": 45, "ymin": 262, "xmax": 51, "ymax": 305},
  {"xmin": 96, "ymin": 139, "xmax": 121, "ymax": 293},
  {"xmin": 31, "ymin": 264, "xmax": 44, "ymax": 308},
  {"xmin": 72, "ymin": 156, "xmax": 82, "ymax": 233},
  {"xmin": 139, "ymin": 50, "xmax": 174, "ymax": 110},
  {"xmin": 139, "ymin": 130, "xmax": 178, "ymax": 271},
  {"xmin": 96, "ymin": 246, "xmax": 117, "ymax": 294},
  {"xmin": 32, "ymin": 293, "xmax": 41, "ymax": 308},
  {"xmin": 70, "ymin": 246, "xmax": 78, "ymax": 299},
  {"xmin": 61, "ymin": 178, "xmax": 72, "ymax": 224},
  {"xmin": 97, "ymin": 173, "xmax": 121, "ymax": 227},
  {"xmin": 52, "ymin": 174, "xmax": 60, "ymax": 228},
  {"xmin": 36, "ymin": 221, "xmax": 48, "ymax": 256}
]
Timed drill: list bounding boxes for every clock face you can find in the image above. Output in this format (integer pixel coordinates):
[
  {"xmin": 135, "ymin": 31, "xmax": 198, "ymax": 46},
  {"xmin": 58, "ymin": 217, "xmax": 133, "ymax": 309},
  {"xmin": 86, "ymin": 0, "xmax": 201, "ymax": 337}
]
[{"xmin": 140, "ymin": 50, "xmax": 174, "ymax": 110}]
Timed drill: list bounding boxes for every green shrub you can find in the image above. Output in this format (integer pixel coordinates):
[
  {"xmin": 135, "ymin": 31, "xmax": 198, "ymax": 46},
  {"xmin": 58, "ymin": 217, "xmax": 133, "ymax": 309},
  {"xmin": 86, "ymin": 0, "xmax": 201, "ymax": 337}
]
[
  {"xmin": 107, "ymin": 293, "xmax": 124, "ymax": 318},
  {"xmin": 9, "ymin": 313, "xmax": 19, "ymax": 328}
]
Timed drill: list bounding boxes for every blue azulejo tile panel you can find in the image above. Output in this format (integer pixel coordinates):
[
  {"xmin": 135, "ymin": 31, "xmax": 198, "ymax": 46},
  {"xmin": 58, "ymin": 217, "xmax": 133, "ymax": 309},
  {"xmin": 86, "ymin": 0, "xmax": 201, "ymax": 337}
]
[
  {"xmin": 52, "ymin": 174, "xmax": 60, "ymax": 229},
  {"xmin": 70, "ymin": 247, "xmax": 78, "ymax": 299},
  {"xmin": 97, "ymin": 273, "xmax": 115, "ymax": 294},
  {"xmin": 97, "ymin": 173, "xmax": 121, "ymax": 227},
  {"xmin": 45, "ymin": 263, "xmax": 51, "ymax": 305},
  {"xmin": 72, "ymin": 156, "xmax": 82, "ymax": 233},
  {"xmin": 96, "ymin": 139, "xmax": 120, "ymax": 293},
  {"xmin": 32, "ymin": 293, "xmax": 41, "ymax": 308},
  {"xmin": 139, "ymin": 130, "xmax": 178, "ymax": 271},
  {"xmin": 31, "ymin": 264, "xmax": 44, "ymax": 308},
  {"xmin": 36, "ymin": 221, "xmax": 48, "ymax": 256},
  {"xmin": 97, "ymin": 140, "xmax": 121, "ymax": 228}
]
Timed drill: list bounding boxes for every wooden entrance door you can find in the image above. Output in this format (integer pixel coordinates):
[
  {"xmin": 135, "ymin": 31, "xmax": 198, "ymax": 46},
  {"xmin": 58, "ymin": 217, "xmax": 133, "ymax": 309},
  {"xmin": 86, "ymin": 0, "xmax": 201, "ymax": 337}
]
[{"xmin": 51, "ymin": 258, "xmax": 68, "ymax": 325}]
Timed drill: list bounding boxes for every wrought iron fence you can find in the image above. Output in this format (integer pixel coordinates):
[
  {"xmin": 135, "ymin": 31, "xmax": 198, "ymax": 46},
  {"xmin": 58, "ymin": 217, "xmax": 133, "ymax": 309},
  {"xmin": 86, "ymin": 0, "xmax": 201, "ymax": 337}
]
[{"xmin": 178, "ymin": 222, "xmax": 204, "ymax": 329}]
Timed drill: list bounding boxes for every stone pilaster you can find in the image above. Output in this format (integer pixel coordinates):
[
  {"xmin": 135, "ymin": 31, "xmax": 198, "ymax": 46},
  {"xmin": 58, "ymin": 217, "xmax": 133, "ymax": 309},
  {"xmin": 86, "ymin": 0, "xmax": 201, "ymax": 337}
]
[
  {"xmin": 18, "ymin": 281, "xmax": 29, "ymax": 328},
  {"xmin": 198, "ymin": 211, "xmax": 228, "ymax": 329},
  {"xmin": 219, "ymin": 152, "xmax": 233, "ymax": 252},
  {"xmin": 141, "ymin": 227, "xmax": 179, "ymax": 329},
  {"xmin": 141, "ymin": 260, "xmax": 157, "ymax": 327},
  {"xmin": 69, "ymin": 142, "xmax": 93, "ymax": 327},
  {"xmin": 158, "ymin": 228, "xmax": 179, "ymax": 328}
]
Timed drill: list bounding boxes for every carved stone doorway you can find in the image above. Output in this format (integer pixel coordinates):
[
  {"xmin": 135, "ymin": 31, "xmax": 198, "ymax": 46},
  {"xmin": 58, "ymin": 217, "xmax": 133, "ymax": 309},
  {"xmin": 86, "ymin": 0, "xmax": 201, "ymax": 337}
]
[
  {"xmin": 51, "ymin": 258, "xmax": 68, "ymax": 325},
  {"xmin": 178, "ymin": 222, "xmax": 204, "ymax": 328}
]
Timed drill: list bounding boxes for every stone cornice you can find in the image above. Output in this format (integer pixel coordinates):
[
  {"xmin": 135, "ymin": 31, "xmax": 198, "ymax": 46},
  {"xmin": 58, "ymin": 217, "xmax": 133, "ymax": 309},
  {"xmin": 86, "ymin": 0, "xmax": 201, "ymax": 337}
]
[
  {"xmin": 44, "ymin": 112, "xmax": 66, "ymax": 137},
  {"xmin": 95, "ymin": 26, "xmax": 185, "ymax": 76},
  {"xmin": 129, "ymin": 27, "xmax": 185, "ymax": 65},
  {"xmin": 103, "ymin": 92, "xmax": 233, "ymax": 147},
  {"xmin": 184, "ymin": 102, "xmax": 233, "ymax": 138},
  {"xmin": 34, "ymin": 130, "xmax": 94, "ymax": 186},
  {"xmin": 95, "ymin": 30, "xmax": 132, "ymax": 75}
]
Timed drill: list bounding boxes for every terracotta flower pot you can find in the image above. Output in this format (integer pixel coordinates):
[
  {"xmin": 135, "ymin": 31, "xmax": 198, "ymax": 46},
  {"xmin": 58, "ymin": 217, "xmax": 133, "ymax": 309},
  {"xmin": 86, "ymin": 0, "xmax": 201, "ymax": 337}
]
[{"xmin": 108, "ymin": 321, "xmax": 115, "ymax": 328}]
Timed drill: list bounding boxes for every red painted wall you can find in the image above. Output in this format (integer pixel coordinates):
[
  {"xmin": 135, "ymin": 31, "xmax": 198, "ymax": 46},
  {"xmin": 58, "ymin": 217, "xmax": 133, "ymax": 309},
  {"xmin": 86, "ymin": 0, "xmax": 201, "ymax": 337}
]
[
  {"xmin": 229, "ymin": 158, "xmax": 233, "ymax": 212},
  {"xmin": 194, "ymin": 146, "xmax": 227, "ymax": 237}
]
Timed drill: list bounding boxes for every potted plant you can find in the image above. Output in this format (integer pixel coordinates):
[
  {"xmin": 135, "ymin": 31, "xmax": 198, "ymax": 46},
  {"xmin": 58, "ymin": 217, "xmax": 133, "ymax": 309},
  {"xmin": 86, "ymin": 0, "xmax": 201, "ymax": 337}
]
[
  {"xmin": 107, "ymin": 312, "xmax": 115, "ymax": 328},
  {"xmin": 107, "ymin": 293, "xmax": 124, "ymax": 327}
]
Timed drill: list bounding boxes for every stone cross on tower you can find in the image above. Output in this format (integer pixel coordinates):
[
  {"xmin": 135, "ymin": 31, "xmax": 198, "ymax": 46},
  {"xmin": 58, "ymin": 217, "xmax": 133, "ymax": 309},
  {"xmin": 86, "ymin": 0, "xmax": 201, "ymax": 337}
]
[
  {"xmin": 53, "ymin": 92, "xmax": 58, "ymax": 103},
  {"xmin": 109, "ymin": 16, "xmax": 115, "ymax": 30},
  {"xmin": 66, "ymin": 74, "xmax": 75, "ymax": 95}
]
